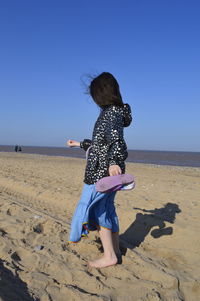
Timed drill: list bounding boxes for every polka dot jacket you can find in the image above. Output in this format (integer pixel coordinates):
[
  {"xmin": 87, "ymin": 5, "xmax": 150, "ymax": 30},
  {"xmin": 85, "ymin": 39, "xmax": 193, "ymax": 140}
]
[{"xmin": 80, "ymin": 103, "xmax": 132, "ymax": 185}]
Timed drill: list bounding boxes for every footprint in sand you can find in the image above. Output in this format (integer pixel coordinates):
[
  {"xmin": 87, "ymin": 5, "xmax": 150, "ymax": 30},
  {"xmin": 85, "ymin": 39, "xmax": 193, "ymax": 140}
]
[
  {"xmin": 24, "ymin": 231, "xmax": 40, "ymax": 247},
  {"xmin": 33, "ymin": 223, "xmax": 44, "ymax": 234},
  {"xmin": 0, "ymin": 228, "xmax": 7, "ymax": 237},
  {"xmin": 10, "ymin": 248, "xmax": 40, "ymax": 271}
]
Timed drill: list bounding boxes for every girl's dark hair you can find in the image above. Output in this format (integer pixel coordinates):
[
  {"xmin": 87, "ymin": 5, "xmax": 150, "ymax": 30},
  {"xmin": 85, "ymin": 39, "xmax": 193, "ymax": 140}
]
[{"xmin": 89, "ymin": 72, "xmax": 124, "ymax": 108}]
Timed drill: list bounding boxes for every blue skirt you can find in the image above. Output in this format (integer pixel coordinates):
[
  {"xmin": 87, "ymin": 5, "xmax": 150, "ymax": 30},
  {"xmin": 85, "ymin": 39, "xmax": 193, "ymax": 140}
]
[{"xmin": 69, "ymin": 184, "xmax": 119, "ymax": 243}]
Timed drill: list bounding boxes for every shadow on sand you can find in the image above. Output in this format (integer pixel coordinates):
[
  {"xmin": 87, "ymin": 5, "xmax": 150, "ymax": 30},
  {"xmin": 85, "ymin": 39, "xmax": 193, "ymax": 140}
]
[
  {"xmin": 0, "ymin": 259, "xmax": 37, "ymax": 301},
  {"xmin": 119, "ymin": 202, "xmax": 181, "ymax": 253}
]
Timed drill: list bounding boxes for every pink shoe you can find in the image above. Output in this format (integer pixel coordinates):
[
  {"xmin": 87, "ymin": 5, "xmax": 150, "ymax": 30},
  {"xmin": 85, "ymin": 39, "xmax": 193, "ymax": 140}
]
[{"xmin": 96, "ymin": 174, "xmax": 134, "ymax": 193}]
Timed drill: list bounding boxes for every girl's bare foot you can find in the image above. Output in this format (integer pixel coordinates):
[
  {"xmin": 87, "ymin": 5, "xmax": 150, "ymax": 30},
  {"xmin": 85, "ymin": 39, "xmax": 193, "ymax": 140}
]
[{"xmin": 88, "ymin": 255, "xmax": 117, "ymax": 268}]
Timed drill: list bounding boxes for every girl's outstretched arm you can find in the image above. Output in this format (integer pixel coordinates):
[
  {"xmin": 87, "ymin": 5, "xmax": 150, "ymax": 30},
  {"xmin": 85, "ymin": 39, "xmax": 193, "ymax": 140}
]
[
  {"xmin": 80, "ymin": 139, "xmax": 92, "ymax": 151},
  {"xmin": 67, "ymin": 139, "xmax": 92, "ymax": 151},
  {"xmin": 67, "ymin": 140, "xmax": 80, "ymax": 147}
]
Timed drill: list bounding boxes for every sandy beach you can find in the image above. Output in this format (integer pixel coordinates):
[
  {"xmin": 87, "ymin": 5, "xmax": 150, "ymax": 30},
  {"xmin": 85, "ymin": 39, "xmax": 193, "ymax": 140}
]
[{"xmin": 0, "ymin": 152, "xmax": 200, "ymax": 301}]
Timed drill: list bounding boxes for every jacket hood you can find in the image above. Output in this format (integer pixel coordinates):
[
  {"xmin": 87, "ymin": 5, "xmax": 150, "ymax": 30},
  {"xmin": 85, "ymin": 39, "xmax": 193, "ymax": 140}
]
[
  {"xmin": 122, "ymin": 103, "xmax": 132, "ymax": 127},
  {"xmin": 103, "ymin": 103, "xmax": 132, "ymax": 127}
]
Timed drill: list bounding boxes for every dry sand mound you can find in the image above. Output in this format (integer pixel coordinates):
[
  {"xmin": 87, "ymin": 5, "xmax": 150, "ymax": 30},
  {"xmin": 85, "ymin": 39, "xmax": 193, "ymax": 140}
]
[{"xmin": 0, "ymin": 152, "xmax": 200, "ymax": 301}]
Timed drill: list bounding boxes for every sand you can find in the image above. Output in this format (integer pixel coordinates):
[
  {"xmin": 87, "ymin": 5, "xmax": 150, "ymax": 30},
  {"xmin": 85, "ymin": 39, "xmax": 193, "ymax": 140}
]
[{"xmin": 0, "ymin": 152, "xmax": 200, "ymax": 301}]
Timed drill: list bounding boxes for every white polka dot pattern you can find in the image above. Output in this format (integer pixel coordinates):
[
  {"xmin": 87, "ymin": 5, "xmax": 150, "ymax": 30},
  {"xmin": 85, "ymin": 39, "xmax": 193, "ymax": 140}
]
[{"xmin": 80, "ymin": 103, "xmax": 132, "ymax": 184}]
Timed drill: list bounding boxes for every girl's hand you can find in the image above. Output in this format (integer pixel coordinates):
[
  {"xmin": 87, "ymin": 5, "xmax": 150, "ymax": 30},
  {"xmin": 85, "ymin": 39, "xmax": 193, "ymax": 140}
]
[
  {"xmin": 109, "ymin": 165, "xmax": 122, "ymax": 176},
  {"xmin": 67, "ymin": 140, "xmax": 80, "ymax": 147}
]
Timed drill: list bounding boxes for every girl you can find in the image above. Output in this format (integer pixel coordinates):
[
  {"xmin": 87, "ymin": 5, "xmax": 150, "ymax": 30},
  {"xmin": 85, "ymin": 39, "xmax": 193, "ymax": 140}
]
[{"xmin": 67, "ymin": 72, "xmax": 132, "ymax": 268}]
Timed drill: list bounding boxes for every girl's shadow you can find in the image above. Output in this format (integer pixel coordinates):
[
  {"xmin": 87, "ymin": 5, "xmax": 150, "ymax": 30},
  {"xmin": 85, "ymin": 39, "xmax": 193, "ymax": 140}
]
[
  {"xmin": 0, "ymin": 259, "xmax": 37, "ymax": 301},
  {"xmin": 119, "ymin": 202, "xmax": 181, "ymax": 252}
]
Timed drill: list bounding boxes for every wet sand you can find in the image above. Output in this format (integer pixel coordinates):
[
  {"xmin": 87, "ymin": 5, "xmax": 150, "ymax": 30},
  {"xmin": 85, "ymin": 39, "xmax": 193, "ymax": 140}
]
[{"xmin": 0, "ymin": 152, "xmax": 200, "ymax": 301}]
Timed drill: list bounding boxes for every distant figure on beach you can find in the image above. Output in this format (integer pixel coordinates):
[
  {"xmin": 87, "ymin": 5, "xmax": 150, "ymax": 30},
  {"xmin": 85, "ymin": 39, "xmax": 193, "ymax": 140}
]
[
  {"xmin": 14, "ymin": 145, "xmax": 22, "ymax": 152},
  {"xmin": 67, "ymin": 72, "xmax": 132, "ymax": 268}
]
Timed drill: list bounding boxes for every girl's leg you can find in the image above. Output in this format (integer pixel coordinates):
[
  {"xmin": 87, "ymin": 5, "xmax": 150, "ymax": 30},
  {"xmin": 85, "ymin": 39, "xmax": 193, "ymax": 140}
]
[
  {"xmin": 96, "ymin": 227, "xmax": 121, "ymax": 255},
  {"xmin": 88, "ymin": 227, "xmax": 117, "ymax": 268}
]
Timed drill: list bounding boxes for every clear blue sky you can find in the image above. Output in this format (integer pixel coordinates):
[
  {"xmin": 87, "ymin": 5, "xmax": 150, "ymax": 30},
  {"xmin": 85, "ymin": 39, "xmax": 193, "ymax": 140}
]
[{"xmin": 0, "ymin": 0, "xmax": 199, "ymax": 151}]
